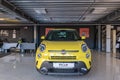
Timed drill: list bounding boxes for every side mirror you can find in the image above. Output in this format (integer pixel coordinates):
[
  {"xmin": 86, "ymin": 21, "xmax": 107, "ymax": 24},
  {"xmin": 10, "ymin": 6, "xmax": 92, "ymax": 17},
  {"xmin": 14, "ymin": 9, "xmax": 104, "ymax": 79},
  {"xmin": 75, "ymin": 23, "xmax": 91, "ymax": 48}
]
[
  {"xmin": 81, "ymin": 36, "xmax": 86, "ymax": 40},
  {"xmin": 41, "ymin": 36, "xmax": 45, "ymax": 40}
]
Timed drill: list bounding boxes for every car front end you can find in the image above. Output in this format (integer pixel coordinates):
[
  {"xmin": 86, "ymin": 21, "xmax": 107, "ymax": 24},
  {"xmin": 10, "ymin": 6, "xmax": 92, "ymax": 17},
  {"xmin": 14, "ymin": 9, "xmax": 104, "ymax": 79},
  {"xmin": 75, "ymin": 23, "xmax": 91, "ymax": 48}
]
[{"xmin": 35, "ymin": 29, "xmax": 91, "ymax": 75}]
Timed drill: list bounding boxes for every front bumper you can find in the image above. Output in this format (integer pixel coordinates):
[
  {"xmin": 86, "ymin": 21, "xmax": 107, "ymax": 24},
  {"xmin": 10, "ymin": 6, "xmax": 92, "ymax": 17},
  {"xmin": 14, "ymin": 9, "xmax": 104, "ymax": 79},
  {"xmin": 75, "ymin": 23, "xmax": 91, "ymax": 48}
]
[{"xmin": 37, "ymin": 61, "xmax": 91, "ymax": 75}]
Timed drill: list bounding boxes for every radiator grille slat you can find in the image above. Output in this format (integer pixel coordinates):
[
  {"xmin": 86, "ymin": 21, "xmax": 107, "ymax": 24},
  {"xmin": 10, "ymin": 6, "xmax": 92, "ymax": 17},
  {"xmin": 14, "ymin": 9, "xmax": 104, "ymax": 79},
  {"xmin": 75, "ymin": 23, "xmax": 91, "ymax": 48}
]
[
  {"xmin": 48, "ymin": 50, "xmax": 79, "ymax": 52},
  {"xmin": 51, "ymin": 56, "xmax": 76, "ymax": 60}
]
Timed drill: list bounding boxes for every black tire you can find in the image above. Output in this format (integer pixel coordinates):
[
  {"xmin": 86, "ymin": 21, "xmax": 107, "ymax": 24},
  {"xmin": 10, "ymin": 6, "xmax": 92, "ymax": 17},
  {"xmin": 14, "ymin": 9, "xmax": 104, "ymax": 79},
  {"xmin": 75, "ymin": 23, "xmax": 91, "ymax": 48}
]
[{"xmin": 36, "ymin": 67, "xmax": 48, "ymax": 75}]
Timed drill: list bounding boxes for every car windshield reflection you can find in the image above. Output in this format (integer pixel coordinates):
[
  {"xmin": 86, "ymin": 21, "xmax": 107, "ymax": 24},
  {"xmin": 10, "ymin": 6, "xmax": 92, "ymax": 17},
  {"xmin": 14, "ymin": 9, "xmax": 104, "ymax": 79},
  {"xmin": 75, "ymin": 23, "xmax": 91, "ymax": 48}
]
[{"xmin": 46, "ymin": 30, "xmax": 80, "ymax": 41}]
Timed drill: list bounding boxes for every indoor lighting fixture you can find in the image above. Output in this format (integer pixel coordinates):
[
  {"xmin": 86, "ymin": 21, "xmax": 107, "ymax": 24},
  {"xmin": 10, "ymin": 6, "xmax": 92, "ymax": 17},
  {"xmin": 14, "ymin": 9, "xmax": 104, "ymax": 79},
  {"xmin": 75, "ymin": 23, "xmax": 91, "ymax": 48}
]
[
  {"xmin": 24, "ymin": 26, "xmax": 28, "ymax": 29},
  {"xmin": 43, "ymin": 18, "xmax": 49, "ymax": 20},
  {"xmin": 34, "ymin": 8, "xmax": 47, "ymax": 14},
  {"xmin": 0, "ymin": 18, "xmax": 5, "ymax": 21},
  {"xmin": 92, "ymin": 7, "xmax": 107, "ymax": 14}
]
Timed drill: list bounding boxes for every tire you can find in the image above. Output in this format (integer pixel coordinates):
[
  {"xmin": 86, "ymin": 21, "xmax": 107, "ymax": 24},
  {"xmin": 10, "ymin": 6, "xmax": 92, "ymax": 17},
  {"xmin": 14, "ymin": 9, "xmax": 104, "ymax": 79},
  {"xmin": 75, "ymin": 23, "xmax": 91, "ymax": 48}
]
[{"xmin": 36, "ymin": 67, "xmax": 48, "ymax": 75}]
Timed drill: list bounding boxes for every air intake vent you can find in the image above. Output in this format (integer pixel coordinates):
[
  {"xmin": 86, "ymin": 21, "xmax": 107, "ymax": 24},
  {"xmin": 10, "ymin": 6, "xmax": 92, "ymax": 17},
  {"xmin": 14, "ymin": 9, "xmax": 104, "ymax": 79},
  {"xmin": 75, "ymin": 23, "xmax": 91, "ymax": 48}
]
[
  {"xmin": 48, "ymin": 50, "xmax": 79, "ymax": 53},
  {"xmin": 51, "ymin": 56, "xmax": 76, "ymax": 60}
]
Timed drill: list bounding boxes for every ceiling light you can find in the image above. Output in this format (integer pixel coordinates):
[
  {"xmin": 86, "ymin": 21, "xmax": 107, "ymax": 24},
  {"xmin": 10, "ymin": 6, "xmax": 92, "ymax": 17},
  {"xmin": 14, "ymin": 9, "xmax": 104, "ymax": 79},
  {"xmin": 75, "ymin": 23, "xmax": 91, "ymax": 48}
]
[
  {"xmin": 0, "ymin": 18, "xmax": 5, "ymax": 21},
  {"xmin": 92, "ymin": 7, "xmax": 107, "ymax": 14},
  {"xmin": 34, "ymin": 8, "xmax": 47, "ymax": 14},
  {"xmin": 43, "ymin": 18, "xmax": 49, "ymax": 20}
]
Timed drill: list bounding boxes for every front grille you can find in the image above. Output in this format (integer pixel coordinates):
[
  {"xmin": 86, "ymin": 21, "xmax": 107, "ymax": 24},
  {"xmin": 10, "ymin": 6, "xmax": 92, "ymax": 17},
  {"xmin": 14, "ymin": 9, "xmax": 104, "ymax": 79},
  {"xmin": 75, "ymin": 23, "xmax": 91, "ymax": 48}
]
[
  {"xmin": 51, "ymin": 56, "xmax": 76, "ymax": 60},
  {"xmin": 49, "ymin": 69, "xmax": 78, "ymax": 73},
  {"xmin": 48, "ymin": 50, "xmax": 79, "ymax": 52}
]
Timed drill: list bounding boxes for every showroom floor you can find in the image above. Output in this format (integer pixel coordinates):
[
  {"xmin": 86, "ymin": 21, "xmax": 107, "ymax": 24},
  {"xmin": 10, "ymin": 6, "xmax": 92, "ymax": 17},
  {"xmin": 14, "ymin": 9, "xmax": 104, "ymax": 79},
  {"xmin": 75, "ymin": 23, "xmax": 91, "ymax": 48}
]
[{"xmin": 0, "ymin": 51, "xmax": 120, "ymax": 80}]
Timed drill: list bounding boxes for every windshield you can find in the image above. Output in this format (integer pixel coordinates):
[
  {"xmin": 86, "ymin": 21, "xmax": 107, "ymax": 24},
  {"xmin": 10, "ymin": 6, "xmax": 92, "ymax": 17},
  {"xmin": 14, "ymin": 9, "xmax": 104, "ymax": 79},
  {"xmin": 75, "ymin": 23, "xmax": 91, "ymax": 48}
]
[{"xmin": 45, "ymin": 30, "xmax": 80, "ymax": 41}]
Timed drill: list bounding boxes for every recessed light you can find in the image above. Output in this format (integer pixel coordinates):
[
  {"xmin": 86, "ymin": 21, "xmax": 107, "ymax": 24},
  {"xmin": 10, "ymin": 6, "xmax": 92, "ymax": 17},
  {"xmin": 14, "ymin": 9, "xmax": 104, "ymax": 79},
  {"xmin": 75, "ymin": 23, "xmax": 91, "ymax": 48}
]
[
  {"xmin": 0, "ymin": 18, "xmax": 5, "ymax": 21},
  {"xmin": 34, "ymin": 8, "xmax": 47, "ymax": 14},
  {"xmin": 92, "ymin": 7, "xmax": 107, "ymax": 14},
  {"xmin": 43, "ymin": 18, "xmax": 49, "ymax": 20}
]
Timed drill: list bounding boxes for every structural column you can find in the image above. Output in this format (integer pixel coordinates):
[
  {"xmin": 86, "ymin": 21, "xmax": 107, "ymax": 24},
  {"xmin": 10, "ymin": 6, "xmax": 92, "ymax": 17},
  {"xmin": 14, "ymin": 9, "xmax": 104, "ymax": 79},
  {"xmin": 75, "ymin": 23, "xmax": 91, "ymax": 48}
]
[
  {"xmin": 106, "ymin": 25, "xmax": 112, "ymax": 53},
  {"xmin": 34, "ymin": 24, "xmax": 37, "ymax": 44},
  {"xmin": 98, "ymin": 25, "xmax": 101, "ymax": 52},
  {"xmin": 112, "ymin": 29, "xmax": 116, "ymax": 57}
]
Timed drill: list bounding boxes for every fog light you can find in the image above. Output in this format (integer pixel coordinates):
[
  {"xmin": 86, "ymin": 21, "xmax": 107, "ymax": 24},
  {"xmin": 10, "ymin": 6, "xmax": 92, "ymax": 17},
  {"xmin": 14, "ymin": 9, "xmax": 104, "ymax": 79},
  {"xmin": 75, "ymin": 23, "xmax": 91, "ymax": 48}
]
[
  {"xmin": 89, "ymin": 61, "xmax": 91, "ymax": 66},
  {"xmin": 40, "ymin": 67, "xmax": 48, "ymax": 75},
  {"xmin": 36, "ymin": 61, "xmax": 38, "ymax": 65},
  {"xmin": 80, "ymin": 68, "xmax": 87, "ymax": 74},
  {"xmin": 81, "ymin": 68, "xmax": 87, "ymax": 71}
]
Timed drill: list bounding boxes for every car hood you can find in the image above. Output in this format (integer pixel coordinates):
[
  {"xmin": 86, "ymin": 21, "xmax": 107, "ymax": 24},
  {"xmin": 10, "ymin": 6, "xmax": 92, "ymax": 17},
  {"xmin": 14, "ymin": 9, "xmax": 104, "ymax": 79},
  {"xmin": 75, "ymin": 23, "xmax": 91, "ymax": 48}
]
[{"xmin": 41, "ymin": 40, "xmax": 84, "ymax": 50}]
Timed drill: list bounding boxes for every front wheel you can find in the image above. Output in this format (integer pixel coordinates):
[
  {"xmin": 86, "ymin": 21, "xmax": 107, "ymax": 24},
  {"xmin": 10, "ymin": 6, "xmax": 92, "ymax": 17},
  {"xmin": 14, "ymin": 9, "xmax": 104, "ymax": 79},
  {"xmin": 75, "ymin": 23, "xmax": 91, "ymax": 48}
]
[{"xmin": 36, "ymin": 67, "xmax": 48, "ymax": 75}]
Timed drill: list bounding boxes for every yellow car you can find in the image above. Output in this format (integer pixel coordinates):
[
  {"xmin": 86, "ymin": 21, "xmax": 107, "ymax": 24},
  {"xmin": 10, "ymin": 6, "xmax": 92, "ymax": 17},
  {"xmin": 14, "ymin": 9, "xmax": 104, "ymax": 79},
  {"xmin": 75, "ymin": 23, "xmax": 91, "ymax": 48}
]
[{"xmin": 35, "ymin": 29, "xmax": 91, "ymax": 75}]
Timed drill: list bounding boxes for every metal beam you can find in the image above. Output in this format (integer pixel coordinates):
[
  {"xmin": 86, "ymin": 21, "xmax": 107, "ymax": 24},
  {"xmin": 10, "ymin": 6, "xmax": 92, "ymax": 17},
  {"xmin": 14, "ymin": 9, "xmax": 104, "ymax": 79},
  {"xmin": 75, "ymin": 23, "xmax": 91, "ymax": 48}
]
[
  {"xmin": 98, "ymin": 9, "xmax": 120, "ymax": 23},
  {"xmin": 0, "ymin": 0, "xmax": 37, "ymax": 23},
  {"xmin": 1, "ymin": 22, "xmax": 120, "ymax": 27},
  {"xmin": 98, "ymin": 25, "xmax": 102, "ymax": 52}
]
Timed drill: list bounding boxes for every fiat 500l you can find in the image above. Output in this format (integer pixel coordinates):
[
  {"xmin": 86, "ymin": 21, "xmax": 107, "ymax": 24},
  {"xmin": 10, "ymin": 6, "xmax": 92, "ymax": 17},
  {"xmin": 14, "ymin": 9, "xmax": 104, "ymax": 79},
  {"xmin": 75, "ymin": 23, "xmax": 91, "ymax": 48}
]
[{"xmin": 35, "ymin": 29, "xmax": 91, "ymax": 75}]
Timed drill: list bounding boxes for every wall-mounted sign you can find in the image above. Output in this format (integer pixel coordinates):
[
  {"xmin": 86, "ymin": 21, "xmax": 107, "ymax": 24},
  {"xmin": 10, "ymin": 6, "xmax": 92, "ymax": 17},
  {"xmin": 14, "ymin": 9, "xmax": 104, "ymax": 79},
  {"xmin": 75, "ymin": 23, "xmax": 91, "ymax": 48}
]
[
  {"xmin": 79, "ymin": 28, "xmax": 89, "ymax": 38},
  {"xmin": 45, "ymin": 28, "xmax": 53, "ymax": 35}
]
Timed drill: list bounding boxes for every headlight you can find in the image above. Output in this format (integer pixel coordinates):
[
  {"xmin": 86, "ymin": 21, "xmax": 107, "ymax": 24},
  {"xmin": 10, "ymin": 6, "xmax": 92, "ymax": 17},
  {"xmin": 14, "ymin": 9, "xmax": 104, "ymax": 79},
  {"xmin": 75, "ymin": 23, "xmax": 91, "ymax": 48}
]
[
  {"xmin": 81, "ymin": 44, "xmax": 88, "ymax": 52},
  {"xmin": 40, "ymin": 44, "xmax": 46, "ymax": 52}
]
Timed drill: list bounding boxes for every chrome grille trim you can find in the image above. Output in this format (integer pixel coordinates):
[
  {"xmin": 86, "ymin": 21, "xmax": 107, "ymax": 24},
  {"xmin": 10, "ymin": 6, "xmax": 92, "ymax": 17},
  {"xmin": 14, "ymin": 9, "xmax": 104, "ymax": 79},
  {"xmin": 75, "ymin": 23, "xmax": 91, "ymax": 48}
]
[
  {"xmin": 51, "ymin": 56, "xmax": 76, "ymax": 60},
  {"xmin": 48, "ymin": 50, "xmax": 79, "ymax": 52}
]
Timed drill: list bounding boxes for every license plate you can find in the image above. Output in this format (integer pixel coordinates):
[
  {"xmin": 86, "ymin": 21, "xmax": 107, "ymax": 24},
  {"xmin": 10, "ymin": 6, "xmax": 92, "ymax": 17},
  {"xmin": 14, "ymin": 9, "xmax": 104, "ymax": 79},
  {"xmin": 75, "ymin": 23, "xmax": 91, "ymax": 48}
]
[{"xmin": 53, "ymin": 63, "xmax": 74, "ymax": 69}]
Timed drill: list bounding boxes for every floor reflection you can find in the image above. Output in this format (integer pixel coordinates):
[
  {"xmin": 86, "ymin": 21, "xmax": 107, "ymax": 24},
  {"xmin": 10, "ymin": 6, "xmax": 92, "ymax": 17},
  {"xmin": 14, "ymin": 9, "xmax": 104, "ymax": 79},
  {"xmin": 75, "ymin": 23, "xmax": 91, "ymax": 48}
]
[{"xmin": 0, "ymin": 51, "xmax": 120, "ymax": 80}]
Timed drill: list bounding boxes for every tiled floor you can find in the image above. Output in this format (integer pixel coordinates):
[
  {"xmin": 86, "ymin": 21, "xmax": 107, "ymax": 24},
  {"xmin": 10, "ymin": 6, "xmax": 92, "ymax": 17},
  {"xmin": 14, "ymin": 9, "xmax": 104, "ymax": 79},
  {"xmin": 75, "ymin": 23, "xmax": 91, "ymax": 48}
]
[{"xmin": 0, "ymin": 51, "xmax": 120, "ymax": 80}]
